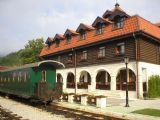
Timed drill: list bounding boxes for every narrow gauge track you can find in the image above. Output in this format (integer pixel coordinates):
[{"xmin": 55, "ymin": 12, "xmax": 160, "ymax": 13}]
[
  {"xmin": 0, "ymin": 105, "xmax": 28, "ymax": 120},
  {"xmin": 0, "ymin": 95, "xmax": 127, "ymax": 120},
  {"xmin": 41, "ymin": 104, "xmax": 127, "ymax": 120}
]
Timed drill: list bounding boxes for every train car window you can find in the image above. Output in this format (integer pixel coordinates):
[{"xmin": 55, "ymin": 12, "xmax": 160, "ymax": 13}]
[
  {"xmin": 18, "ymin": 72, "xmax": 20, "ymax": 82},
  {"xmin": 0, "ymin": 76, "xmax": 1, "ymax": 83},
  {"xmin": 13, "ymin": 72, "xmax": 16, "ymax": 82},
  {"xmin": 24, "ymin": 72, "xmax": 27, "ymax": 82},
  {"xmin": 42, "ymin": 70, "xmax": 46, "ymax": 82},
  {"xmin": 8, "ymin": 76, "xmax": 10, "ymax": 82},
  {"xmin": 4, "ymin": 77, "xmax": 6, "ymax": 83}
]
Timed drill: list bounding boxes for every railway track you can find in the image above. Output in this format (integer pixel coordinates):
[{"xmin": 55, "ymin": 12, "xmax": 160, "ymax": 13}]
[
  {"xmin": 0, "ymin": 105, "xmax": 28, "ymax": 120},
  {"xmin": 0, "ymin": 95, "xmax": 128, "ymax": 120},
  {"xmin": 40, "ymin": 104, "xmax": 127, "ymax": 120}
]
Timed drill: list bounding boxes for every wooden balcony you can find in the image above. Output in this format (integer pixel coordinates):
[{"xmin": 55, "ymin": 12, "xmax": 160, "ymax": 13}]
[
  {"xmin": 116, "ymin": 82, "xmax": 136, "ymax": 91},
  {"xmin": 77, "ymin": 82, "xmax": 88, "ymax": 89},
  {"xmin": 96, "ymin": 82, "xmax": 110, "ymax": 90},
  {"xmin": 67, "ymin": 82, "xmax": 75, "ymax": 88}
]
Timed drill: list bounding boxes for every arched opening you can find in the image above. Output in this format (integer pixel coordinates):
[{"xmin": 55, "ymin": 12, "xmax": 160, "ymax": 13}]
[
  {"xmin": 96, "ymin": 70, "xmax": 111, "ymax": 90},
  {"xmin": 77, "ymin": 71, "xmax": 91, "ymax": 89},
  {"xmin": 116, "ymin": 69, "xmax": 136, "ymax": 91},
  {"xmin": 66, "ymin": 72, "xmax": 75, "ymax": 88},
  {"xmin": 56, "ymin": 73, "xmax": 63, "ymax": 93},
  {"xmin": 57, "ymin": 74, "xmax": 63, "ymax": 83}
]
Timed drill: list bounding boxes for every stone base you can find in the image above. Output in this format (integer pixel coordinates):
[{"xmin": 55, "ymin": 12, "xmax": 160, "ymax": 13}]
[{"xmin": 96, "ymin": 97, "xmax": 106, "ymax": 108}]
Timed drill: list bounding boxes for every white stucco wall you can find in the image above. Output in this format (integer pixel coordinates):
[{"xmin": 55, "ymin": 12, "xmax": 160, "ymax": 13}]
[
  {"xmin": 137, "ymin": 62, "xmax": 160, "ymax": 98},
  {"xmin": 56, "ymin": 62, "xmax": 138, "ymax": 98},
  {"xmin": 56, "ymin": 61, "xmax": 160, "ymax": 99}
]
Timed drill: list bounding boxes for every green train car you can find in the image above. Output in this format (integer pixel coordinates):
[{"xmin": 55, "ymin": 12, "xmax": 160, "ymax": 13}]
[{"xmin": 0, "ymin": 60, "xmax": 65, "ymax": 103}]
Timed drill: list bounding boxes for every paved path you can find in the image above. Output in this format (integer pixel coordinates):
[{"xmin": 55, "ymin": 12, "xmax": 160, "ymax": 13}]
[{"xmin": 56, "ymin": 98, "xmax": 160, "ymax": 120}]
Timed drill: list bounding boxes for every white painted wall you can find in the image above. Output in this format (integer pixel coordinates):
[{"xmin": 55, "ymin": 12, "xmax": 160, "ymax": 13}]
[
  {"xmin": 137, "ymin": 62, "xmax": 160, "ymax": 98},
  {"xmin": 56, "ymin": 61, "xmax": 160, "ymax": 99}
]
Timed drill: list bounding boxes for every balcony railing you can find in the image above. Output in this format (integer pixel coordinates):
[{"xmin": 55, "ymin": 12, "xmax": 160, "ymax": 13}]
[
  {"xmin": 77, "ymin": 82, "xmax": 88, "ymax": 89},
  {"xmin": 96, "ymin": 82, "xmax": 110, "ymax": 90},
  {"xmin": 67, "ymin": 82, "xmax": 75, "ymax": 88}
]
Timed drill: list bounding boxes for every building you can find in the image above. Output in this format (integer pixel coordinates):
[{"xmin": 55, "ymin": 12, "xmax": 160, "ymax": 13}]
[
  {"xmin": 40, "ymin": 3, "xmax": 160, "ymax": 99},
  {"xmin": 0, "ymin": 66, "xmax": 8, "ymax": 71}
]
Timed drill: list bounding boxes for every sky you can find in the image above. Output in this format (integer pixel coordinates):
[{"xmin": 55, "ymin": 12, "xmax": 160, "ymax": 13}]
[{"xmin": 0, "ymin": 0, "xmax": 160, "ymax": 56}]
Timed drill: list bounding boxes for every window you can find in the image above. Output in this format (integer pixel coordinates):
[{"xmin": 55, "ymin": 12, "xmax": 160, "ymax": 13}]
[
  {"xmin": 66, "ymin": 34, "xmax": 72, "ymax": 44},
  {"xmin": 8, "ymin": 76, "xmax": 10, "ymax": 82},
  {"xmin": 42, "ymin": 70, "xmax": 46, "ymax": 82},
  {"xmin": 55, "ymin": 39, "xmax": 60, "ymax": 47},
  {"xmin": 81, "ymin": 51, "xmax": 87, "ymax": 60},
  {"xmin": 98, "ymin": 47, "xmax": 105, "ymax": 58},
  {"xmin": 67, "ymin": 53, "xmax": 73, "ymax": 63},
  {"xmin": 115, "ymin": 43, "xmax": 125, "ymax": 55},
  {"xmin": 19, "ymin": 72, "xmax": 22, "ymax": 82},
  {"xmin": 13, "ymin": 72, "xmax": 16, "ymax": 82},
  {"xmin": 24, "ymin": 72, "xmax": 27, "ymax": 82},
  {"xmin": 96, "ymin": 22, "xmax": 105, "ymax": 35},
  {"xmin": 57, "ymin": 56, "xmax": 61, "ymax": 62},
  {"xmin": 79, "ymin": 29, "xmax": 86, "ymax": 40},
  {"xmin": 114, "ymin": 17, "xmax": 125, "ymax": 29}
]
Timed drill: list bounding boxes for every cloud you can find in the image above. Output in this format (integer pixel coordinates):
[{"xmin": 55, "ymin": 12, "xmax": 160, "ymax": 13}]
[{"xmin": 0, "ymin": 0, "xmax": 160, "ymax": 56}]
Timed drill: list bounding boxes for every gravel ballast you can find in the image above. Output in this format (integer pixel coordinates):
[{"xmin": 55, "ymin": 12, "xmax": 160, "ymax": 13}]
[{"xmin": 0, "ymin": 97, "xmax": 73, "ymax": 120}]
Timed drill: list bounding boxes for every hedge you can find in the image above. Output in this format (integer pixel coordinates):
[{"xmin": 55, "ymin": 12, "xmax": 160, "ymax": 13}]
[{"xmin": 148, "ymin": 75, "xmax": 160, "ymax": 98}]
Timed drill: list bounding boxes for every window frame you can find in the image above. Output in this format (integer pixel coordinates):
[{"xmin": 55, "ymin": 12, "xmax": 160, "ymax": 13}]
[
  {"xmin": 66, "ymin": 34, "xmax": 72, "ymax": 44},
  {"xmin": 98, "ymin": 46, "xmax": 106, "ymax": 58},
  {"xmin": 55, "ymin": 39, "xmax": 60, "ymax": 47},
  {"xmin": 67, "ymin": 53, "xmax": 73, "ymax": 63},
  {"xmin": 79, "ymin": 29, "xmax": 86, "ymax": 40},
  {"xmin": 81, "ymin": 50, "xmax": 87, "ymax": 61},
  {"xmin": 115, "ymin": 42, "xmax": 125, "ymax": 55},
  {"xmin": 42, "ymin": 70, "xmax": 46, "ymax": 82},
  {"xmin": 113, "ymin": 17, "xmax": 125, "ymax": 29},
  {"xmin": 57, "ymin": 56, "xmax": 61, "ymax": 62},
  {"xmin": 96, "ymin": 22, "xmax": 105, "ymax": 35}
]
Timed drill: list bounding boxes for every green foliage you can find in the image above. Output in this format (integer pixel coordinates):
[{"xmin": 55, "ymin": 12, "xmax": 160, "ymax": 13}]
[
  {"xmin": 0, "ymin": 52, "xmax": 21, "ymax": 66},
  {"xmin": 0, "ymin": 37, "xmax": 44, "ymax": 66},
  {"xmin": 19, "ymin": 37, "xmax": 44, "ymax": 64},
  {"xmin": 148, "ymin": 75, "xmax": 160, "ymax": 98},
  {"xmin": 132, "ymin": 108, "xmax": 160, "ymax": 117}
]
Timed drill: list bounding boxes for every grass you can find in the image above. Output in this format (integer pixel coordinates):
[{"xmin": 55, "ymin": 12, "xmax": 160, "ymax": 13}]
[{"xmin": 132, "ymin": 108, "xmax": 160, "ymax": 117}]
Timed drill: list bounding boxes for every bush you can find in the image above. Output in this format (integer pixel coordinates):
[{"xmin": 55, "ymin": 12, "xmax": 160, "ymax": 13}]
[{"xmin": 148, "ymin": 75, "xmax": 160, "ymax": 98}]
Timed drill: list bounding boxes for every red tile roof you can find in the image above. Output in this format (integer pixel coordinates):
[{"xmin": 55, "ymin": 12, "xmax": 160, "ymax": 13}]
[
  {"xmin": 103, "ymin": 3, "xmax": 130, "ymax": 20},
  {"xmin": 39, "ymin": 16, "xmax": 129, "ymax": 56},
  {"xmin": 92, "ymin": 16, "xmax": 112, "ymax": 27},
  {"xmin": 40, "ymin": 15, "xmax": 160, "ymax": 57},
  {"xmin": 53, "ymin": 34, "xmax": 64, "ymax": 41},
  {"xmin": 40, "ymin": 4, "xmax": 160, "ymax": 57},
  {"xmin": 64, "ymin": 29, "xmax": 79, "ymax": 36},
  {"xmin": 76, "ymin": 23, "xmax": 95, "ymax": 32},
  {"xmin": 0, "ymin": 66, "xmax": 8, "ymax": 71},
  {"xmin": 138, "ymin": 16, "xmax": 160, "ymax": 39},
  {"xmin": 155, "ymin": 23, "xmax": 160, "ymax": 28}
]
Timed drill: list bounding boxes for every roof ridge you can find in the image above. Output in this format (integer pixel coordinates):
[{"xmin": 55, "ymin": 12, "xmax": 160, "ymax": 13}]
[{"xmin": 137, "ymin": 15, "xmax": 160, "ymax": 30}]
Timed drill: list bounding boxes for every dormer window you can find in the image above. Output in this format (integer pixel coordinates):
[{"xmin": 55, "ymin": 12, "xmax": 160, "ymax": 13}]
[
  {"xmin": 66, "ymin": 34, "xmax": 72, "ymax": 44},
  {"xmin": 45, "ymin": 37, "xmax": 53, "ymax": 48},
  {"xmin": 55, "ymin": 39, "xmax": 60, "ymax": 47},
  {"xmin": 114, "ymin": 17, "xmax": 125, "ymax": 29},
  {"xmin": 79, "ymin": 29, "xmax": 86, "ymax": 40},
  {"xmin": 96, "ymin": 22, "xmax": 105, "ymax": 35}
]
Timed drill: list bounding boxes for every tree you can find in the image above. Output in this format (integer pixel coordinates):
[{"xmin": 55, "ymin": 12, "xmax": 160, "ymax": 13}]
[
  {"xmin": 0, "ymin": 52, "xmax": 21, "ymax": 66},
  {"xmin": 19, "ymin": 37, "xmax": 44, "ymax": 64}
]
